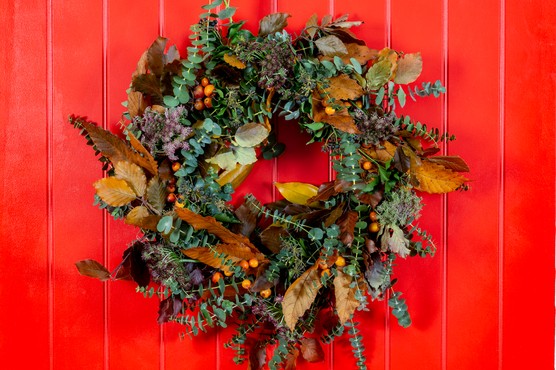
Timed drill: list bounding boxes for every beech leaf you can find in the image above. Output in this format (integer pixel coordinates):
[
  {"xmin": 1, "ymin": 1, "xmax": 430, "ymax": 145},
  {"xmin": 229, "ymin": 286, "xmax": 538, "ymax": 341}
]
[
  {"xmin": 325, "ymin": 74, "xmax": 364, "ymax": 101},
  {"xmin": 412, "ymin": 160, "xmax": 468, "ymax": 193},
  {"xmin": 315, "ymin": 35, "xmax": 348, "ymax": 56},
  {"xmin": 93, "ymin": 177, "xmax": 136, "ymax": 207},
  {"xmin": 282, "ymin": 264, "xmax": 323, "ymax": 331},
  {"xmin": 300, "ymin": 338, "xmax": 325, "ymax": 363},
  {"xmin": 223, "ymin": 53, "xmax": 246, "ymax": 69},
  {"xmin": 75, "ymin": 259, "xmax": 111, "ymax": 281},
  {"xmin": 235, "ymin": 123, "xmax": 269, "ymax": 147},
  {"xmin": 275, "ymin": 182, "xmax": 319, "ymax": 205},
  {"xmin": 125, "ymin": 206, "xmax": 160, "ymax": 231},
  {"xmin": 259, "ymin": 13, "xmax": 291, "ymax": 37},
  {"xmin": 207, "ymin": 150, "xmax": 237, "ymax": 171},
  {"xmin": 114, "ymin": 161, "xmax": 147, "ymax": 197},
  {"xmin": 333, "ymin": 270, "xmax": 360, "ymax": 324},
  {"xmin": 127, "ymin": 91, "xmax": 147, "ymax": 119},
  {"xmin": 216, "ymin": 163, "xmax": 254, "ymax": 189},
  {"xmin": 147, "ymin": 37, "xmax": 167, "ymax": 77},
  {"xmin": 260, "ymin": 224, "xmax": 288, "ymax": 254},
  {"xmin": 182, "ymin": 244, "xmax": 261, "ymax": 272},
  {"xmin": 127, "ymin": 131, "xmax": 158, "ymax": 176},
  {"xmin": 394, "ymin": 52, "xmax": 423, "ymax": 84},
  {"xmin": 366, "ymin": 59, "xmax": 392, "ymax": 90},
  {"xmin": 427, "ymin": 156, "xmax": 470, "ymax": 172},
  {"xmin": 380, "ymin": 224, "xmax": 410, "ymax": 258},
  {"xmin": 337, "ymin": 210, "xmax": 358, "ymax": 246},
  {"xmin": 132, "ymin": 74, "xmax": 162, "ymax": 103},
  {"xmin": 305, "ymin": 14, "xmax": 319, "ymax": 38},
  {"xmin": 146, "ymin": 177, "xmax": 166, "ymax": 213}
]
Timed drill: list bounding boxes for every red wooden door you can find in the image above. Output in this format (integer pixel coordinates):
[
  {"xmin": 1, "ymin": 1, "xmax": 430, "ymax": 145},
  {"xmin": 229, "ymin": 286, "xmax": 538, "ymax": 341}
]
[{"xmin": 1, "ymin": 0, "xmax": 554, "ymax": 369}]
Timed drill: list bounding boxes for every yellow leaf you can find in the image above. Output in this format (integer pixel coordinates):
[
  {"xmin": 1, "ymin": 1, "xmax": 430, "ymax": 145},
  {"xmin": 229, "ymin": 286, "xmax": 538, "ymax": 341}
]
[
  {"xmin": 275, "ymin": 182, "xmax": 319, "ymax": 205},
  {"xmin": 282, "ymin": 264, "xmax": 323, "ymax": 331},
  {"xmin": 333, "ymin": 270, "xmax": 360, "ymax": 324},
  {"xmin": 114, "ymin": 161, "xmax": 147, "ymax": 197},
  {"xmin": 412, "ymin": 160, "xmax": 468, "ymax": 194},
  {"xmin": 93, "ymin": 177, "xmax": 136, "ymax": 206},
  {"xmin": 216, "ymin": 163, "xmax": 254, "ymax": 189},
  {"xmin": 223, "ymin": 53, "xmax": 246, "ymax": 69},
  {"xmin": 125, "ymin": 206, "xmax": 160, "ymax": 231}
]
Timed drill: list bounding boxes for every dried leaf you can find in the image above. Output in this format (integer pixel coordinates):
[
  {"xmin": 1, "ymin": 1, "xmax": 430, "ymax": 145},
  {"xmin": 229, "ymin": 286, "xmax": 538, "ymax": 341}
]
[
  {"xmin": 260, "ymin": 224, "xmax": 288, "ymax": 254},
  {"xmin": 75, "ymin": 259, "xmax": 111, "ymax": 281},
  {"xmin": 324, "ymin": 205, "xmax": 344, "ymax": 227},
  {"xmin": 247, "ymin": 342, "xmax": 267, "ymax": 370},
  {"xmin": 94, "ymin": 177, "xmax": 136, "ymax": 206},
  {"xmin": 284, "ymin": 347, "xmax": 300, "ymax": 370},
  {"xmin": 315, "ymin": 35, "xmax": 348, "ymax": 57},
  {"xmin": 147, "ymin": 37, "xmax": 167, "ymax": 77},
  {"xmin": 365, "ymin": 141, "xmax": 397, "ymax": 162},
  {"xmin": 427, "ymin": 156, "xmax": 470, "ymax": 172},
  {"xmin": 132, "ymin": 74, "xmax": 163, "ymax": 103},
  {"xmin": 412, "ymin": 160, "xmax": 468, "ymax": 193},
  {"xmin": 124, "ymin": 243, "xmax": 150, "ymax": 287},
  {"xmin": 259, "ymin": 13, "xmax": 290, "ymax": 37},
  {"xmin": 366, "ymin": 59, "xmax": 392, "ymax": 90},
  {"xmin": 394, "ymin": 52, "xmax": 423, "ymax": 84},
  {"xmin": 146, "ymin": 177, "xmax": 166, "ymax": 213},
  {"xmin": 158, "ymin": 295, "xmax": 183, "ymax": 324},
  {"xmin": 337, "ymin": 211, "xmax": 358, "ymax": 246},
  {"xmin": 127, "ymin": 131, "xmax": 159, "ymax": 176},
  {"xmin": 333, "ymin": 270, "xmax": 360, "ymax": 324},
  {"xmin": 326, "ymin": 74, "xmax": 364, "ymax": 101},
  {"xmin": 327, "ymin": 28, "xmax": 366, "ymax": 46},
  {"xmin": 232, "ymin": 198, "xmax": 260, "ymax": 237},
  {"xmin": 127, "ymin": 91, "xmax": 147, "ymax": 119},
  {"xmin": 380, "ymin": 224, "xmax": 410, "ymax": 258},
  {"xmin": 132, "ymin": 50, "xmax": 148, "ymax": 79},
  {"xmin": 305, "ymin": 14, "xmax": 319, "ymax": 38},
  {"xmin": 282, "ymin": 264, "xmax": 323, "ymax": 331},
  {"xmin": 313, "ymin": 104, "xmax": 361, "ymax": 134},
  {"xmin": 114, "ymin": 161, "xmax": 147, "ymax": 197},
  {"xmin": 275, "ymin": 182, "xmax": 319, "ymax": 205},
  {"xmin": 125, "ymin": 206, "xmax": 160, "ymax": 231},
  {"xmin": 235, "ymin": 122, "xmax": 269, "ymax": 147},
  {"xmin": 357, "ymin": 190, "xmax": 383, "ymax": 208},
  {"xmin": 307, "ymin": 181, "xmax": 338, "ymax": 203},
  {"xmin": 216, "ymin": 163, "xmax": 254, "ymax": 189},
  {"xmin": 182, "ymin": 244, "xmax": 261, "ymax": 272},
  {"xmin": 223, "ymin": 53, "xmax": 247, "ymax": 69},
  {"xmin": 300, "ymin": 338, "xmax": 325, "ymax": 363},
  {"xmin": 175, "ymin": 207, "xmax": 258, "ymax": 251}
]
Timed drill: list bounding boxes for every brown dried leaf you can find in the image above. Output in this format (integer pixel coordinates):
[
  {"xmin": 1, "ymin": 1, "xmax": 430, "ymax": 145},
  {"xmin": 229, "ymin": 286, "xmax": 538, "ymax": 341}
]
[
  {"xmin": 114, "ymin": 161, "xmax": 147, "ymax": 197},
  {"xmin": 366, "ymin": 141, "xmax": 397, "ymax": 162},
  {"xmin": 307, "ymin": 181, "xmax": 338, "ymax": 203},
  {"xmin": 146, "ymin": 177, "xmax": 166, "ymax": 213},
  {"xmin": 127, "ymin": 91, "xmax": 147, "ymax": 119},
  {"xmin": 125, "ymin": 206, "xmax": 160, "ymax": 231},
  {"xmin": 427, "ymin": 156, "xmax": 470, "ymax": 172},
  {"xmin": 259, "ymin": 13, "xmax": 291, "ymax": 37},
  {"xmin": 300, "ymin": 338, "xmax": 325, "ymax": 363},
  {"xmin": 175, "ymin": 207, "xmax": 259, "ymax": 252},
  {"xmin": 223, "ymin": 53, "xmax": 247, "ymax": 69},
  {"xmin": 315, "ymin": 35, "xmax": 347, "ymax": 57},
  {"xmin": 324, "ymin": 205, "xmax": 345, "ymax": 227},
  {"xmin": 394, "ymin": 52, "xmax": 423, "ymax": 84},
  {"xmin": 313, "ymin": 97, "xmax": 361, "ymax": 134},
  {"xmin": 305, "ymin": 14, "xmax": 319, "ymax": 38},
  {"xmin": 147, "ymin": 37, "xmax": 167, "ymax": 77},
  {"xmin": 247, "ymin": 342, "xmax": 267, "ymax": 370},
  {"xmin": 132, "ymin": 74, "xmax": 163, "ymax": 103},
  {"xmin": 127, "ymin": 131, "xmax": 158, "ymax": 176},
  {"xmin": 93, "ymin": 177, "xmax": 136, "ymax": 206},
  {"xmin": 233, "ymin": 201, "xmax": 258, "ymax": 237},
  {"xmin": 182, "ymin": 244, "xmax": 261, "ymax": 272},
  {"xmin": 260, "ymin": 225, "xmax": 288, "ymax": 254},
  {"xmin": 337, "ymin": 211, "xmax": 358, "ymax": 246},
  {"xmin": 357, "ymin": 190, "xmax": 383, "ymax": 208},
  {"xmin": 75, "ymin": 259, "xmax": 111, "ymax": 281},
  {"xmin": 327, "ymin": 28, "xmax": 366, "ymax": 46},
  {"xmin": 284, "ymin": 347, "xmax": 300, "ymax": 370},
  {"xmin": 326, "ymin": 74, "xmax": 364, "ymax": 101},
  {"xmin": 412, "ymin": 160, "xmax": 468, "ymax": 194},
  {"xmin": 333, "ymin": 270, "xmax": 360, "ymax": 324},
  {"xmin": 132, "ymin": 51, "xmax": 148, "ymax": 79},
  {"xmin": 282, "ymin": 264, "xmax": 323, "ymax": 331}
]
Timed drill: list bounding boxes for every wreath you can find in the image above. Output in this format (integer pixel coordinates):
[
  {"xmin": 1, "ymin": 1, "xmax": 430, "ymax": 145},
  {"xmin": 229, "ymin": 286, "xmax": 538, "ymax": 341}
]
[{"xmin": 72, "ymin": 2, "xmax": 469, "ymax": 369}]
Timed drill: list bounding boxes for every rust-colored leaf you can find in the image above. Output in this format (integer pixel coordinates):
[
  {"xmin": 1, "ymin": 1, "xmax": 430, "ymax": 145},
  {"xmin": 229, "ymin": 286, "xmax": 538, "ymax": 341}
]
[
  {"xmin": 127, "ymin": 91, "xmax": 147, "ymax": 119},
  {"xmin": 333, "ymin": 269, "xmax": 360, "ymax": 324},
  {"xmin": 125, "ymin": 206, "xmax": 160, "ymax": 231},
  {"xmin": 114, "ymin": 161, "xmax": 147, "ymax": 197},
  {"xmin": 182, "ymin": 244, "xmax": 264, "ymax": 273},
  {"xmin": 247, "ymin": 342, "xmax": 267, "ymax": 370},
  {"xmin": 223, "ymin": 53, "xmax": 247, "ymax": 69},
  {"xmin": 175, "ymin": 207, "xmax": 259, "ymax": 252},
  {"xmin": 427, "ymin": 156, "xmax": 470, "ymax": 172},
  {"xmin": 147, "ymin": 37, "xmax": 167, "ymax": 77},
  {"xmin": 365, "ymin": 141, "xmax": 397, "ymax": 162},
  {"xmin": 127, "ymin": 131, "xmax": 158, "ymax": 176},
  {"xmin": 260, "ymin": 224, "xmax": 288, "ymax": 254},
  {"xmin": 300, "ymin": 338, "xmax": 325, "ymax": 363},
  {"xmin": 357, "ymin": 190, "xmax": 383, "ymax": 208},
  {"xmin": 394, "ymin": 52, "xmax": 423, "ymax": 84},
  {"xmin": 93, "ymin": 177, "xmax": 136, "ymax": 207},
  {"xmin": 307, "ymin": 181, "xmax": 338, "ymax": 203},
  {"xmin": 412, "ymin": 160, "xmax": 468, "ymax": 194},
  {"xmin": 282, "ymin": 264, "xmax": 323, "ymax": 331},
  {"xmin": 146, "ymin": 177, "xmax": 166, "ymax": 213},
  {"xmin": 232, "ymin": 198, "xmax": 260, "ymax": 237},
  {"xmin": 312, "ymin": 91, "xmax": 362, "ymax": 134},
  {"xmin": 326, "ymin": 74, "xmax": 364, "ymax": 101},
  {"xmin": 324, "ymin": 205, "xmax": 345, "ymax": 227},
  {"xmin": 132, "ymin": 73, "xmax": 163, "ymax": 103},
  {"xmin": 337, "ymin": 211, "xmax": 358, "ymax": 246},
  {"xmin": 75, "ymin": 259, "xmax": 111, "ymax": 281},
  {"xmin": 284, "ymin": 347, "xmax": 300, "ymax": 370},
  {"xmin": 131, "ymin": 50, "xmax": 148, "ymax": 79}
]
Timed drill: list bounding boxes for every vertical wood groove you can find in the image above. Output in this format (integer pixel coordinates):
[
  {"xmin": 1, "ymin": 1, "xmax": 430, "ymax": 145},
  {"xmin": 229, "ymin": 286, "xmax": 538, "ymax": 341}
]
[
  {"xmin": 102, "ymin": 0, "xmax": 109, "ymax": 369},
  {"xmin": 441, "ymin": 1, "xmax": 448, "ymax": 369},
  {"xmin": 47, "ymin": 0, "xmax": 54, "ymax": 368}
]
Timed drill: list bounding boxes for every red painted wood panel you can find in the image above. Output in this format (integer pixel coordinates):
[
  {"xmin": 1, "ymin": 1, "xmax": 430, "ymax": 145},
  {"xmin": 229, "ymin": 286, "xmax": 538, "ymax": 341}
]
[{"xmin": 1, "ymin": 0, "xmax": 554, "ymax": 369}]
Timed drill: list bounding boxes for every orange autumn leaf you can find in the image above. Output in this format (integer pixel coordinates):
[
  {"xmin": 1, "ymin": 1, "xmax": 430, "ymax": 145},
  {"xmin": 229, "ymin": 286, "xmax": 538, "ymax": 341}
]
[
  {"xmin": 114, "ymin": 161, "xmax": 147, "ymax": 197},
  {"xmin": 282, "ymin": 264, "xmax": 323, "ymax": 331},
  {"xmin": 182, "ymin": 244, "xmax": 262, "ymax": 273},
  {"xmin": 223, "ymin": 53, "xmax": 246, "ymax": 69},
  {"xmin": 412, "ymin": 160, "xmax": 468, "ymax": 194},
  {"xmin": 93, "ymin": 177, "xmax": 136, "ymax": 207},
  {"xmin": 394, "ymin": 52, "xmax": 423, "ymax": 84},
  {"xmin": 125, "ymin": 206, "xmax": 160, "ymax": 231},
  {"xmin": 325, "ymin": 74, "xmax": 364, "ymax": 101},
  {"xmin": 333, "ymin": 269, "xmax": 360, "ymax": 324}
]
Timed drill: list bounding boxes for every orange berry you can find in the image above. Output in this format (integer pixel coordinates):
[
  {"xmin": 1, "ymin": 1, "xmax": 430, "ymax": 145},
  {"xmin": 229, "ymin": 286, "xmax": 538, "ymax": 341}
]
[
  {"xmin": 194, "ymin": 99, "xmax": 205, "ymax": 111},
  {"xmin": 166, "ymin": 193, "xmax": 177, "ymax": 203},
  {"xmin": 238, "ymin": 260, "xmax": 249, "ymax": 270},
  {"xmin": 223, "ymin": 270, "xmax": 233, "ymax": 277},
  {"xmin": 171, "ymin": 162, "xmax": 181, "ymax": 172},
  {"xmin": 260, "ymin": 288, "xmax": 272, "ymax": 299},
  {"xmin": 317, "ymin": 259, "xmax": 328, "ymax": 270},
  {"xmin": 204, "ymin": 84, "xmax": 215, "ymax": 97},
  {"xmin": 212, "ymin": 272, "xmax": 223, "ymax": 283},
  {"xmin": 320, "ymin": 268, "xmax": 331, "ymax": 278},
  {"xmin": 201, "ymin": 77, "xmax": 210, "ymax": 87},
  {"xmin": 355, "ymin": 100, "xmax": 363, "ymax": 109},
  {"xmin": 203, "ymin": 96, "xmax": 213, "ymax": 108},
  {"xmin": 241, "ymin": 279, "xmax": 252, "ymax": 289},
  {"xmin": 335, "ymin": 256, "xmax": 346, "ymax": 267},
  {"xmin": 369, "ymin": 211, "xmax": 378, "ymax": 222},
  {"xmin": 193, "ymin": 85, "xmax": 205, "ymax": 99},
  {"xmin": 324, "ymin": 106, "xmax": 336, "ymax": 115},
  {"xmin": 248, "ymin": 258, "xmax": 259, "ymax": 268},
  {"xmin": 369, "ymin": 222, "xmax": 380, "ymax": 233},
  {"xmin": 362, "ymin": 161, "xmax": 372, "ymax": 170},
  {"xmin": 167, "ymin": 184, "xmax": 176, "ymax": 193}
]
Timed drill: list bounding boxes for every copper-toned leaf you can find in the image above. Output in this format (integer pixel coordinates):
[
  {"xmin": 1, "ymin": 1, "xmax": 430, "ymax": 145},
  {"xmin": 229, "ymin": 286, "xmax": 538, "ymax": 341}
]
[
  {"xmin": 146, "ymin": 177, "xmax": 166, "ymax": 213},
  {"xmin": 127, "ymin": 91, "xmax": 147, "ymax": 119},
  {"xmin": 223, "ymin": 53, "xmax": 247, "ymax": 69},
  {"xmin": 365, "ymin": 141, "xmax": 397, "ymax": 162},
  {"xmin": 247, "ymin": 342, "xmax": 267, "ymax": 370},
  {"xmin": 412, "ymin": 160, "xmax": 468, "ymax": 194},
  {"xmin": 132, "ymin": 50, "xmax": 148, "ymax": 79},
  {"xmin": 114, "ymin": 161, "xmax": 147, "ymax": 197},
  {"xmin": 232, "ymin": 199, "xmax": 260, "ymax": 237},
  {"xmin": 327, "ymin": 28, "xmax": 366, "ymax": 46},
  {"xmin": 175, "ymin": 207, "xmax": 259, "ymax": 252},
  {"xmin": 275, "ymin": 182, "xmax": 319, "ymax": 205},
  {"xmin": 75, "ymin": 259, "xmax": 111, "ymax": 281},
  {"xmin": 357, "ymin": 190, "xmax": 383, "ymax": 208},
  {"xmin": 324, "ymin": 205, "xmax": 344, "ymax": 227},
  {"xmin": 127, "ymin": 131, "xmax": 158, "ymax": 176},
  {"xmin": 300, "ymin": 338, "xmax": 325, "ymax": 363},
  {"xmin": 337, "ymin": 211, "xmax": 358, "ymax": 246},
  {"xmin": 260, "ymin": 224, "xmax": 288, "ymax": 254},
  {"xmin": 284, "ymin": 347, "xmax": 300, "ymax": 370},
  {"xmin": 312, "ymin": 91, "xmax": 362, "ymax": 134},
  {"xmin": 182, "ymin": 244, "xmax": 262, "ymax": 272},
  {"xmin": 125, "ymin": 206, "xmax": 160, "ymax": 231},
  {"xmin": 394, "ymin": 52, "xmax": 423, "ymax": 84},
  {"xmin": 326, "ymin": 74, "xmax": 364, "ymax": 101},
  {"xmin": 216, "ymin": 163, "xmax": 254, "ymax": 189},
  {"xmin": 307, "ymin": 181, "xmax": 338, "ymax": 203},
  {"xmin": 282, "ymin": 264, "xmax": 323, "ymax": 331},
  {"xmin": 333, "ymin": 270, "xmax": 360, "ymax": 324},
  {"xmin": 132, "ymin": 73, "xmax": 163, "ymax": 103},
  {"xmin": 93, "ymin": 177, "xmax": 136, "ymax": 206},
  {"xmin": 315, "ymin": 35, "xmax": 348, "ymax": 57},
  {"xmin": 305, "ymin": 14, "xmax": 319, "ymax": 38},
  {"xmin": 147, "ymin": 37, "xmax": 167, "ymax": 76},
  {"xmin": 259, "ymin": 13, "xmax": 291, "ymax": 37},
  {"xmin": 427, "ymin": 156, "xmax": 470, "ymax": 172}
]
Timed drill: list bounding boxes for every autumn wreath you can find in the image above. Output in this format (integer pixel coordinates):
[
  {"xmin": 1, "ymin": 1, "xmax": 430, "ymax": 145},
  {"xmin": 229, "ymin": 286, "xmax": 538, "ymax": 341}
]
[{"xmin": 71, "ymin": 2, "xmax": 469, "ymax": 369}]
